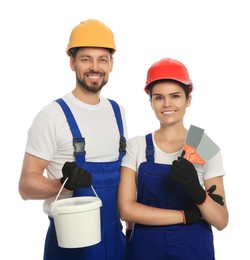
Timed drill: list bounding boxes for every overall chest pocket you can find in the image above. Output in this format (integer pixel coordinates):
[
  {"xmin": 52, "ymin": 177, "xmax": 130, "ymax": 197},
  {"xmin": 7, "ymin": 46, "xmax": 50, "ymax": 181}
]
[{"xmin": 137, "ymin": 162, "xmax": 192, "ymax": 210}]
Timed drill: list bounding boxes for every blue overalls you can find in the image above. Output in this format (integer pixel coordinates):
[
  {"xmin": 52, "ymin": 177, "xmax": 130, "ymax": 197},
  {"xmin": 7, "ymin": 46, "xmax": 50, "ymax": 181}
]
[
  {"xmin": 127, "ymin": 134, "xmax": 215, "ymax": 260},
  {"xmin": 43, "ymin": 98, "xmax": 126, "ymax": 260}
]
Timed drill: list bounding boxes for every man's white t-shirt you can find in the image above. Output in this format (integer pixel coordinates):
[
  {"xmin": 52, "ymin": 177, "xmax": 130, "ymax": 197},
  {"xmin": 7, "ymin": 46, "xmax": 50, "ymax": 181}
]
[{"xmin": 25, "ymin": 92, "xmax": 127, "ymax": 214}]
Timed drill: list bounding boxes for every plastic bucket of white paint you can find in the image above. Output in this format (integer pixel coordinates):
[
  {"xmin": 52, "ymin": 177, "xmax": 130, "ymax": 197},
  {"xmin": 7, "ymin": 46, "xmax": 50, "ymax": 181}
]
[
  {"xmin": 50, "ymin": 195, "xmax": 102, "ymax": 248},
  {"xmin": 50, "ymin": 179, "xmax": 102, "ymax": 248}
]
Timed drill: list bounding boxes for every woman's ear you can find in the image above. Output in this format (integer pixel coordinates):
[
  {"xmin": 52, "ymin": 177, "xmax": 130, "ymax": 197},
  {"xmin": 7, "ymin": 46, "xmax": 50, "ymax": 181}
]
[
  {"xmin": 149, "ymin": 96, "xmax": 153, "ymax": 108},
  {"xmin": 186, "ymin": 94, "xmax": 192, "ymax": 107}
]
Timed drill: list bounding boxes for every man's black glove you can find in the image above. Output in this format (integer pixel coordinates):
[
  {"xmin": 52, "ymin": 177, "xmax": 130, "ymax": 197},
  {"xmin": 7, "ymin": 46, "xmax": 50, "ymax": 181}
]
[
  {"xmin": 61, "ymin": 162, "xmax": 92, "ymax": 191},
  {"xmin": 170, "ymin": 157, "xmax": 206, "ymax": 205},
  {"xmin": 183, "ymin": 204, "xmax": 202, "ymax": 224},
  {"xmin": 207, "ymin": 185, "xmax": 224, "ymax": 206}
]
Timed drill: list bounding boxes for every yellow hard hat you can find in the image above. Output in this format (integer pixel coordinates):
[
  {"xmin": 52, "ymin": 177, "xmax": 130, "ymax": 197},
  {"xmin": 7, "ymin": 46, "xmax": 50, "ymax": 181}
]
[{"xmin": 66, "ymin": 19, "xmax": 116, "ymax": 56}]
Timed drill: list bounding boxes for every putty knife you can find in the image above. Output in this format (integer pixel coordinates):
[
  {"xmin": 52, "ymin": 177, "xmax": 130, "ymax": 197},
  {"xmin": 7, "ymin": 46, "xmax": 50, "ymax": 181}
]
[
  {"xmin": 184, "ymin": 125, "xmax": 205, "ymax": 164},
  {"xmin": 196, "ymin": 133, "xmax": 220, "ymax": 161},
  {"xmin": 184, "ymin": 125, "xmax": 220, "ymax": 164}
]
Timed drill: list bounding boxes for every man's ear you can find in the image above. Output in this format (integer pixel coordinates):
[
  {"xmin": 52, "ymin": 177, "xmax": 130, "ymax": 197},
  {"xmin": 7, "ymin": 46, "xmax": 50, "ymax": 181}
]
[
  {"xmin": 109, "ymin": 58, "xmax": 114, "ymax": 72},
  {"xmin": 70, "ymin": 56, "xmax": 76, "ymax": 71}
]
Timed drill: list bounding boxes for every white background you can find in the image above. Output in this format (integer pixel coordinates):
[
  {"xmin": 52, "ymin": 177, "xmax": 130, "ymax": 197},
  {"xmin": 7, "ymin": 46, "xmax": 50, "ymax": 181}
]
[{"xmin": 1, "ymin": 0, "xmax": 249, "ymax": 259}]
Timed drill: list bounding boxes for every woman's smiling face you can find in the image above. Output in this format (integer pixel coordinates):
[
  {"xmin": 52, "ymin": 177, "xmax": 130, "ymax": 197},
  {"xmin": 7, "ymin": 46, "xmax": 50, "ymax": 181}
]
[{"xmin": 150, "ymin": 81, "xmax": 191, "ymax": 126}]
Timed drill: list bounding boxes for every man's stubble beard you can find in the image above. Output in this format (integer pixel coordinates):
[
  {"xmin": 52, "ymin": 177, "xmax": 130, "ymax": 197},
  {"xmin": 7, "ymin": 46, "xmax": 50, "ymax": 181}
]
[{"xmin": 76, "ymin": 75, "xmax": 108, "ymax": 94}]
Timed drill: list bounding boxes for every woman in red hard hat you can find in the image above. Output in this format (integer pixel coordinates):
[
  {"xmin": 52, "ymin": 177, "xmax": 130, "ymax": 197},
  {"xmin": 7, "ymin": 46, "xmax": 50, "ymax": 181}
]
[{"xmin": 118, "ymin": 58, "xmax": 228, "ymax": 259}]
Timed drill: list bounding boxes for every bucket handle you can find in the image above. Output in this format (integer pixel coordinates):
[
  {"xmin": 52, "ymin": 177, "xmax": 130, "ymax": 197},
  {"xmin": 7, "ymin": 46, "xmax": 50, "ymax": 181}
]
[{"xmin": 51, "ymin": 177, "xmax": 99, "ymax": 212}]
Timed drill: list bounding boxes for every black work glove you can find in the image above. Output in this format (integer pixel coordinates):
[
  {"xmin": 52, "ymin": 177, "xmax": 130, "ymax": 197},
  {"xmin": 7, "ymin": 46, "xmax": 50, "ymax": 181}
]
[
  {"xmin": 183, "ymin": 204, "xmax": 202, "ymax": 224},
  {"xmin": 60, "ymin": 162, "xmax": 92, "ymax": 191},
  {"xmin": 208, "ymin": 185, "xmax": 224, "ymax": 206},
  {"xmin": 170, "ymin": 157, "xmax": 206, "ymax": 205},
  {"xmin": 183, "ymin": 185, "xmax": 224, "ymax": 224}
]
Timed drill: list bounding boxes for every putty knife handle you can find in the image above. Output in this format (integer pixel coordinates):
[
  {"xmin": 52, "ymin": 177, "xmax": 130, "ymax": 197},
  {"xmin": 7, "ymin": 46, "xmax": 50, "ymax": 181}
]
[{"xmin": 183, "ymin": 144, "xmax": 206, "ymax": 165}]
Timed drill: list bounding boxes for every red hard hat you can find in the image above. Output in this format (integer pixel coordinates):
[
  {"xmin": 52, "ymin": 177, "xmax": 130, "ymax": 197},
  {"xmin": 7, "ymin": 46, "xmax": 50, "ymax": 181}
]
[{"xmin": 144, "ymin": 58, "xmax": 193, "ymax": 94}]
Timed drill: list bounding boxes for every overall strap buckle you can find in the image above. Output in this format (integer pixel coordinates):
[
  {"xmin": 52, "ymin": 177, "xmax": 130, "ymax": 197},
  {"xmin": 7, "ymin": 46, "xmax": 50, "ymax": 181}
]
[
  {"xmin": 73, "ymin": 137, "xmax": 86, "ymax": 154},
  {"xmin": 119, "ymin": 136, "xmax": 126, "ymax": 154}
]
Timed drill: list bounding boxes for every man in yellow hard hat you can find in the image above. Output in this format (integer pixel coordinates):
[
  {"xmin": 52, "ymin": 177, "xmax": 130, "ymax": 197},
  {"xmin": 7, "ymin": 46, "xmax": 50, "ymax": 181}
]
[{"xmin": 19, "ymin": 19, "xmax": 127, "ymax": 259}]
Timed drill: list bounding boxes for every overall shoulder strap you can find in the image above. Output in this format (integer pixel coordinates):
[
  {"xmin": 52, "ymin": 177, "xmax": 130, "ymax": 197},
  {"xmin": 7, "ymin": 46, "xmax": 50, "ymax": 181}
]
[
  {"xmin": 55, "ymin": 98, "xmax": 86, "ymax": 164},
  {"xmin": 108, "ymin": 99, "xmax": 126, "ymax": 159},
  {"xmin": 145, "ymin": 133, "xmax": 154, "ymax": 162},
  {"xmin": 108, "ymin": 99, "xmax": 124, "ymax": 136}
]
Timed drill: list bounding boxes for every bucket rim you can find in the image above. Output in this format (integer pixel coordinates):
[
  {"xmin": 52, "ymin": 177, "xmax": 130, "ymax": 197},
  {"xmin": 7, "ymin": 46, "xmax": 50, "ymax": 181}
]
[{"xmin": 50, "ymin": 196, "xmax": 102, "ymax": 216}]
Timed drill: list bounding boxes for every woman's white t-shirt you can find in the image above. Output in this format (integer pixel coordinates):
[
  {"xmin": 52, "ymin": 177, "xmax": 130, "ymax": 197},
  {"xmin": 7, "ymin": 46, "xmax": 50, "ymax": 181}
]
[{"xmin": 121, "ymin": 133, "xmax": 225, "ymax": 187}]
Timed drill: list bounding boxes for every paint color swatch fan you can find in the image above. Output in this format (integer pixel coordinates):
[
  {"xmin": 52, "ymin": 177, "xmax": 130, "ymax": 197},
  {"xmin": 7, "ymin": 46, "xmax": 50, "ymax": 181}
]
[{"xmin": 184, "ymin": 125, "xmax": 220, "ymax": 164}]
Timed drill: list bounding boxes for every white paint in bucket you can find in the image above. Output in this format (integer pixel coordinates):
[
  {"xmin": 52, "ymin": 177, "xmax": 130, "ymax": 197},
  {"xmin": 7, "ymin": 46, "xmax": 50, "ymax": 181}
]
[{"xmin": 50, "ymin": 196, "xmax": 102, "ymax": 248}]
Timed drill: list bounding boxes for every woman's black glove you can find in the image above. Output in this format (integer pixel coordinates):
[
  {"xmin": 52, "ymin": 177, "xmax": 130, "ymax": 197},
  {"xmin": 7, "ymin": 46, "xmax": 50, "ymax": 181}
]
[
  {"xmin": 61, "ymin": 162, "xmax": 92, "ymax": 191},
  {"xmin": 183, "ymin": 204, "xmax": 202, "ymax": 224},
  {"xmin": 182, "ymin": 184, "xmax": 224, "ymax": 225},
  {"xmin": 182, "ymin": 185, "xmax": 224, "ymax": 224},
  {"xmin": 170, "ymin": 157, "xmax": 206, "ymax": 205},
  {"xmin": 207, "ymin": 185, "xmax": 224, "ymax": 206}
]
